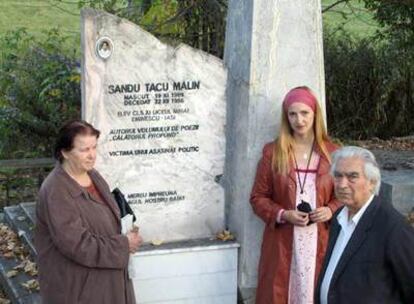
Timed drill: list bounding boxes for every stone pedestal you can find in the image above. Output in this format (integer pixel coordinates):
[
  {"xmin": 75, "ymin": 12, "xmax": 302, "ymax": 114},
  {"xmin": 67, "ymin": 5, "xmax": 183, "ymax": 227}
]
[
  {"xmin": 131, "ymin": 239, "xmax": 239, "ymax": 303},
  {"xmin": 224, "ymin": 0, "xmax": 326, "ymax": 296}
]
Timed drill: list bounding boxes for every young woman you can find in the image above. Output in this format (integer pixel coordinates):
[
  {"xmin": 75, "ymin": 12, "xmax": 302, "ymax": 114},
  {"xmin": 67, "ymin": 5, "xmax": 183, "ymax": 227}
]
[{"xmin": 250, "ymin": 86, "xmax": 341, "ymax": 304}]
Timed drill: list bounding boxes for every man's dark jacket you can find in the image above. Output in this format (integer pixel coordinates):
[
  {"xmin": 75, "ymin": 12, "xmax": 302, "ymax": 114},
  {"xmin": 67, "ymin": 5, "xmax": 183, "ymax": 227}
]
[{"xmin": 315, "ymin": 196, "xmax": 414, "ymax": 304}]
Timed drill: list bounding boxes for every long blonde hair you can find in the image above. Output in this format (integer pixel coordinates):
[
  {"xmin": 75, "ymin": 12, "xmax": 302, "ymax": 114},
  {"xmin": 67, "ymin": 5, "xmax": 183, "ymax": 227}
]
[{"xmin": 272, "ymin": 86, "xmax": 331, "ymax": 174}]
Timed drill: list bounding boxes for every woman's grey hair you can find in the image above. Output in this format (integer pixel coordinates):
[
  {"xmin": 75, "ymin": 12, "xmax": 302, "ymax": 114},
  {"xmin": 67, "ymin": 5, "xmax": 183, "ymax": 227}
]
[{"xmin": 330, "ymin": 146, "xmax": 381, "ymax": 195}]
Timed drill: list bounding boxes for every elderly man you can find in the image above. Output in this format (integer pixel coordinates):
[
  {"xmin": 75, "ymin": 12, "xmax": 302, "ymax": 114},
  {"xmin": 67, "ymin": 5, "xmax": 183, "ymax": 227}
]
[{"xmin": 315, "ymin": 146, "xmax": 414, "ymax": 304}]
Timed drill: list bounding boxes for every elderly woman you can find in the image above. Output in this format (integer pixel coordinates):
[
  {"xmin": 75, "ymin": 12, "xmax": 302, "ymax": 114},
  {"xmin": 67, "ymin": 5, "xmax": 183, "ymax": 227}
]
[
  {"xmin": 35, "ymin": 120, "xmax": 142, "ymax": 304},
  {"xmin": 250, "ymin": 87, "xmax": 341, "ymax": 303}
]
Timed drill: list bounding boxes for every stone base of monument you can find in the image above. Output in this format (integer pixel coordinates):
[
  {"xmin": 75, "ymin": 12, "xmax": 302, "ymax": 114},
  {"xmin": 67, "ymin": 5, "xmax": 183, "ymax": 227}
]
[
  {"xmin": 2, "ymin": 203, "xmax": 240, "ymax": 303},
  {"xmin": 238, "ymin": 287, "xmax": 256, "ymax": 304},
  {"xmin": 380, "ymin": 170, "xmax": 414, "ymax": 215},
  {"xmin": 0, "ymin": 205, "xmax": 41, "ymax": 304},
  {"xmin": 130, "ymin": 239, "xmax": 239, "ymax": 303}
]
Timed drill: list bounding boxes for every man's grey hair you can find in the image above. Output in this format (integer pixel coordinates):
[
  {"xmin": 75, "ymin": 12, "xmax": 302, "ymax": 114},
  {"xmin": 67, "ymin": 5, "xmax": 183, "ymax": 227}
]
[{"xmin": 330, "ymin": 146, "xmax": 381, "ymax": 195}]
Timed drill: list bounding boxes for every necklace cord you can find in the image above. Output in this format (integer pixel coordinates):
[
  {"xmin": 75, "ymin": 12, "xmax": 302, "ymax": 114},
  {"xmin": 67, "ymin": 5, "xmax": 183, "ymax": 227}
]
[{"xmin": 292, "ymin": 141, "xmax": 315, "ymax": 195}]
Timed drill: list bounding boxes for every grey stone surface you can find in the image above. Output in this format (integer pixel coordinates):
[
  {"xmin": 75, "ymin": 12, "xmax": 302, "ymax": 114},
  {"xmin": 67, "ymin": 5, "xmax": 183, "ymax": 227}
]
[
  {"xmin": 20, "ymin": 202, "xmax": 36, "ymax": 225},
  {"xmin": 137, "ymin": 237, "xmax": 238, "ymax": 253},
  {"xmin": 4, "ymin": 205, "xmax": 36, "ymax": 257},
  {"xmin": 0, "ymin": 215, "xmax": 41, "ymax": 304},
  {"xmin": 380, "ymin": 170, "xmax": 414, "ymax": 215},
  {"xmin": 0, "ymin": 255, "xmax": 41, "ymax": 304},
  {"xmin": 373, "ymin": 149, "xmax": 414, "ymax": 171},
  {"xmin": 371, "ymin": 149, "xmax": 414, "ymax": 215},
  {"xmin": 238, "ymin": 287, "xmax": 256, "ymax": 304},
  {"xmin": 224, "ymin": 0, "xmax": 326, "ymax": 290},
  {"xmin": 81, "ymin": 9, "xmax": 227, "ymax": 242}
]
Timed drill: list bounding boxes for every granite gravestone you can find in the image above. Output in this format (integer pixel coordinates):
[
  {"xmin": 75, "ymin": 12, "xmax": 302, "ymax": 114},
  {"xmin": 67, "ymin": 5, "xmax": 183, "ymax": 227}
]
[{"xmin": 81, "ymin": 9, "xmax": 226, "ymax": 242}]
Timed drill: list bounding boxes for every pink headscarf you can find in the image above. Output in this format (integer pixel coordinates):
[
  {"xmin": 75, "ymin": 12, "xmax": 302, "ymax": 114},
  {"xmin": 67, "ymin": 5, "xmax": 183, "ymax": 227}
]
[{"xmin": 282, "ymin": 87, "xmax": 317, "ymax": 113}]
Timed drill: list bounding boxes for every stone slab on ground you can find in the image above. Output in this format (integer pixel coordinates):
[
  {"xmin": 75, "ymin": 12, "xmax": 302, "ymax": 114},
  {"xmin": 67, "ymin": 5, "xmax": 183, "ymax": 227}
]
[
  {"xmin": 380, "ymin": 170, "xmax": 414, "ymax": 215},
  {"xmin": 370, "ymin": 148, "xmax": 414, "ymax": 215},
  {"xmin": 4, "ymin": 205, "xmax": 36, "ymax": 257},
  {"xmin": 0, "ymin": 216, "xmax": 40, "ymax": 304},
  {"xmin": 372, "ymin": 149, "xmax": 414, "ymax": 171},
  {"xmin": 6, "ymin": 203, "xmax": 242, "ymax": 303},
  {"xmin": 20, "ymin": 203, "xmax": 36, "ymax": 226},
  {"xmin": 131, "ymin": 238, "xmax": 239, "ymax": 304},
  {"xmin": 0, "ymin": 255, "xmax": 41, "ymax": 304}
]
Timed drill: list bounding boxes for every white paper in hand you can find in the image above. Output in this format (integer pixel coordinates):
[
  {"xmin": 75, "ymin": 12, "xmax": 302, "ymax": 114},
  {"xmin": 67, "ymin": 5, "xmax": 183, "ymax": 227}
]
[
  {"xmin": 120, "ymin": 214, "xmax": 139, "ymax": 279},
  {"xmin": 121, "ymin": 214, "xmax": 134, "ymax": 235}
]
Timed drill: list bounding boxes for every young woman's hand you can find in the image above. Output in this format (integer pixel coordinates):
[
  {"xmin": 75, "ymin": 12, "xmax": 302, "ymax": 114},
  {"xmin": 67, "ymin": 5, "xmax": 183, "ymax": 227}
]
[
  {"xmin": 309, "ymin": 207, "xmax": 332, "ymax": 223},
  {"xmin": 282, "ymin": 210, "xmax": 309, "ymax": 226}
]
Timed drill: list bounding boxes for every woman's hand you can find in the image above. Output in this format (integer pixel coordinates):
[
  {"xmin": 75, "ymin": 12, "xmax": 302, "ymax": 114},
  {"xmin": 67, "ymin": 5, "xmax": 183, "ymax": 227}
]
[
  {"xmin": 126, "ymin": 226, "xmax": 143, "ymax": 253},
  {"xmin": 309, "ymin": 207, "xmax": 332, "ymax": 223},
  {"xmin": 282, "ymin": 210, "xmax": 309, "ymax": 226}
]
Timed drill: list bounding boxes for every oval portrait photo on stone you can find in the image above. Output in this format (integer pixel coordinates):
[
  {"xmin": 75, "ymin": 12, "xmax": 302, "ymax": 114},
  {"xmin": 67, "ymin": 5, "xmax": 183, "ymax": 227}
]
[{"xmin": 96, "ymin": 37, "xmax": 113, "ymax": 60}]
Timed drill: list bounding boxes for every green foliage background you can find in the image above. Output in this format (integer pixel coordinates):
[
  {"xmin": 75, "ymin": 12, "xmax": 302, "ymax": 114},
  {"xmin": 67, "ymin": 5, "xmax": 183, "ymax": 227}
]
[
  {"xmin": 324, "ymin": 32, "xmax": 414, "ymax": 139},
  {"xmin": 0, "ymin": 28, "xmax": 80, "ymax": 158}
]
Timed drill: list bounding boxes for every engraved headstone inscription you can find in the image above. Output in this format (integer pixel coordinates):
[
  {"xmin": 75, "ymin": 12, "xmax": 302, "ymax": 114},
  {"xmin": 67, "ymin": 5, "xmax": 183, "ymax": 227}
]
[{"xmin": 81, "ymin": 9, "xmax": 227, "ymax": 242}]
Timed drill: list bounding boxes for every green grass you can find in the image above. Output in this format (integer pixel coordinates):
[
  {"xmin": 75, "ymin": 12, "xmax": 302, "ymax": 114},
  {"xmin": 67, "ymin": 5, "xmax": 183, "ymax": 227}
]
[
  {"xmin": 0, "ymin": 0, "xmax": 379, "ymax": 53},
  {"xmin": 0, "ymin": 0, "xmax": 81, "ymax": 51},
  {"xmin": 322, "ymin": 0, "xmax": 379, "ymax": 38},
  {"xmin": 0, "ymin": 1, "xmax": 178, "ymax": 47}
]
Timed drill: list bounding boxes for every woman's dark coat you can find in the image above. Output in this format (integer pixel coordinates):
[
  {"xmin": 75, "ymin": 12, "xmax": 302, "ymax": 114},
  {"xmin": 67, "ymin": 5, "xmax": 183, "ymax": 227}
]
[{"xmin": 35, "ymin": 164, "xmax": 135, "ymax": 304}]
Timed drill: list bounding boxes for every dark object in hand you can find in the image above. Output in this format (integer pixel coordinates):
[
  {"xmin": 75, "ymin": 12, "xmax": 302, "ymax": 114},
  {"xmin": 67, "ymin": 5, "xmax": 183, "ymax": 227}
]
[
  {"xmin": 297, "ymin": 200, "xmax": 313, "ymax": 225},
  {"xmin": 112, "ymin": 187, "xmax": 136, "ymax": 222},
  {"xmin": 297, "ymin": 200, "xmax": 312, "ymax": 213}
]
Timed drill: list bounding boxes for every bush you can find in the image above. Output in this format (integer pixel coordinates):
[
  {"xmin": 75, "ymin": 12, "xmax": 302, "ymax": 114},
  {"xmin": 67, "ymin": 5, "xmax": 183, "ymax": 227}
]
[
  {"xmin": 324, "ymin": 31, "xmax": 414, "ymax": 139},
  {"xmin": 0, "ymin": 28, "xmax": 81, "ymax": 158}
]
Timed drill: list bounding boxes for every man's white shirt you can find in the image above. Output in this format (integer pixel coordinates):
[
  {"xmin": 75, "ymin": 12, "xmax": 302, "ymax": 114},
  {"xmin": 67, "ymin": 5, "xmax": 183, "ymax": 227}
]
[{"xmin": 320, "ymin": 195, "xmax": 375, "ymax": 304}]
